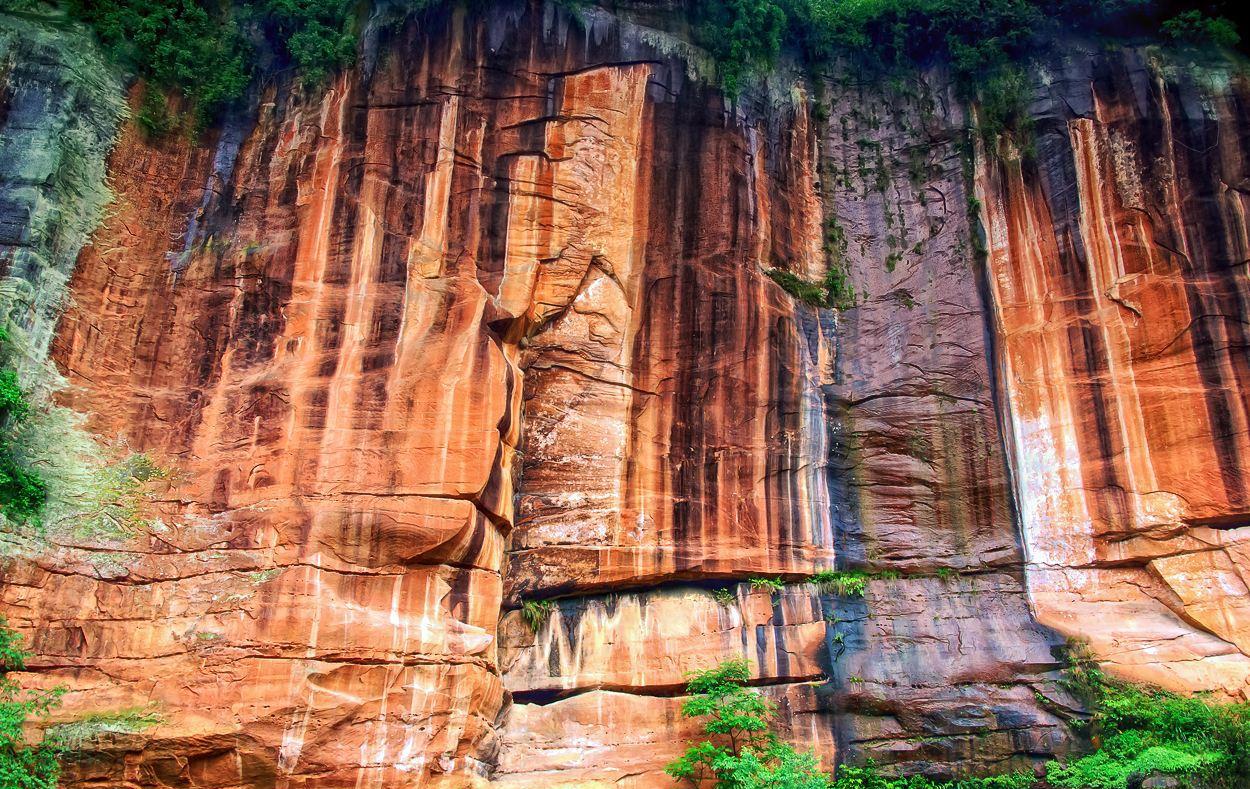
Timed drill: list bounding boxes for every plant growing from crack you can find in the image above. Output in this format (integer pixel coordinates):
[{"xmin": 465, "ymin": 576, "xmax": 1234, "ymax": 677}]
[
  {"xmin": 749, "ymin": 577, "xmax": 786, "ymax": 600},
  {"xmin": 810, "ymin": 570, "xmax": 868, "ymax": 597},
  {"xmin": 519, "ymin": 599, "xmax": 556, "ymax": 632}
]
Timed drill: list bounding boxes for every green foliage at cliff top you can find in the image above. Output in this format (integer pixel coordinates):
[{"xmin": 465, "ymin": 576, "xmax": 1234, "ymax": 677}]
[
  {"xmin": 8, "ymin": 0, "xmax": 1241, "ymax": 123},
  {"xmin": 709, "ymin": 0, "xmax": 1240, "ymax": 95},
  {"xmin": 59, "ymin": 0, "xmax": 362, "ymax": 122}
]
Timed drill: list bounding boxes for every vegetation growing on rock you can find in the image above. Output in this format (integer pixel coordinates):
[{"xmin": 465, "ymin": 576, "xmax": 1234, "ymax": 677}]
[
  {"xmin": 0, "ymin": 329, "xmax": 47, "ymax": 526},
  {"xmin": 0, "ymin": 619, "xmax": 63, "ymax": 789},
  {"xmin": 667, "ymin": 659, "xmax": 831, "ymax": 788},
  {"xmin": 9, "ymin": 0, "xmax": 1238, "ymax": 128},
  {"xmin": 1047, "ymin": 641, "xmax": 1250, "ymax": 789},
  {"xmin": 519, "ymin": 599, "xmax": 556, "ymax": 631},
  {"xmin": 48, "ymin": 707, "xmax": 163, "ymax": 748},
  {"xmin": 670, "ymin": 651, "xmax": 1250, "ymax": 789}
]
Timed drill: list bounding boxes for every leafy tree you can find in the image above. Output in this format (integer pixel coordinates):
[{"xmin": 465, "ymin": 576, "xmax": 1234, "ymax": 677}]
[
  {"xmin": 693, "ymin": 0, "xmax": 788, "ymax": 95},
  {"xmin": 0, "ymin": 618, "xmax": 64, "ymax": 789},
  {"xmin": 1162, "ymin": 9, "xmax": 1240, "ymax": 48},
  {"xmin": 666, "ymin": 659, "xmax": 832, "ymax": 789},
  {"xmin": 68, "ymin": 0, "xmax": 250, "ymax": 120},
  {"xmin": 255, "ymin": 0, "xmax": 358, "ymax": 86}
]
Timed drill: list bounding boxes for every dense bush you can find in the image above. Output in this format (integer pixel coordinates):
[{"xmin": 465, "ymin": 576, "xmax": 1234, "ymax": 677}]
[
  {"xmin": 61, "ymin": 0, "xmax": 364, "ymax": 123},
  {"xmin": 692, "ymin": 0, "xmax": 788, "ymax": 95},
  {"xmin": 68, "ymin": 0, "xmax": 250, "ymax": 120},
  {"xmin": 830, "ymin": 763, "xmax": 1034, "ymax": 788},
  {"xmin": 667, "ymin": 660, "xmax": 832, "ymax": 788},
  {"xmin": 767, "ymin": 266, "xmax": 856, "ymax": 309},
  {"xmin": 1048, "ymin": 676, "xmax": 1250, "ymax": 788},
  {"xmin": 0, "ymin": 330, "xmax": 46, "ymax": 525},
  {"xmin": 1162, "ymin": 8, "xmax": 1240, "ymax": 48}
]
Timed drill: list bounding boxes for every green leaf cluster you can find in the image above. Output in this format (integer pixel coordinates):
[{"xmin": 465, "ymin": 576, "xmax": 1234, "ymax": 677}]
[
  {"xmin": 62, "ymin": 0, "xmax": 369, "ymax": 125},
  {"xmin": 810, "ymin": 569, "xmax": 868, "ymax": 596},
  {"xmin": 0, "ymin": 618, "xmax": 63, "ymax": 789},
  {"xmin": 519, "ymin": 599, "xmax": 556, "ymax": 632},
  {"xmin": 748, "ymin": 576, "xmax": 786, "ymax": 594},
  {"xmin": 767, "ymin": 267, "xmax": 856, "ymax": 310},
  {"xmin": 692, "ymin": 0, "xmax": 789, "ymax": 96},
  {"xmin": 1162, "ymin": 9, "xmax": 1240, "ymax": 48},
  {"xmin": 68, "ymin": 0, "xmax": 250, "ymax": 122},
  {"xmin": 809, "ymin": 569, "xmax": 907, "ymax": 596},
  {"xmin": 1047, "ymin": 677, "xmax": 1250, "ymax": 788},
  {"xmin": 830, "ymin": 762, "xmax": 1034, "ymax": 788},
  {"xmin": 666, "ymin": 659, "xmax": 832, "ymax": 789},
  {"xmin": 0, "ymin": 329, "xmax": 46, "ymax": 526}
]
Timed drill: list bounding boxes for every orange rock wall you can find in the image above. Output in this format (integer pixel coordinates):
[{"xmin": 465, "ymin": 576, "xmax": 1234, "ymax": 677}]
[
  {"xmin": 978, "ymin": 48, "xmax": 1250, "ymax": 698},
  {"xmin": 10, "ymin": 5, "xmax": 847, "ymax": 786},
  {"xmin": 3, "ymin": 4, "xmax": 1249, "ymax": 789}
]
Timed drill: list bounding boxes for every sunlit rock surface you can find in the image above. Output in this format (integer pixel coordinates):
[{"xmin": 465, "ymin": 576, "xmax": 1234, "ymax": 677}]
[
  {"xmin": 977, "ymin": 46, "xmax": 1250, "ymax": 700},
  {"xmin": 0, "ymin": 2, "xmax": 1246, "ymax": 788}
]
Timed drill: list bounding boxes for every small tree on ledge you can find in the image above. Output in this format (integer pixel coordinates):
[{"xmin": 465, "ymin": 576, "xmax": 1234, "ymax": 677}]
[{"xmin": 666, "ymin": 659, "xmax": 831, "ymax": 789}]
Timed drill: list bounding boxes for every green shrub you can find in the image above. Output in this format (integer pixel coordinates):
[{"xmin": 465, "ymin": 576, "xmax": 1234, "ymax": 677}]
[
  {"xmin": 134, "ymin": 86, "xmax": 177, "ymax": 139},
  {"xmin": 0, "ymin": 333, "xmax": 46, "ymax": 525},
  {"xmin": 0, "ymin": 618, "xmax": 64, "ymax": 789},
  {"xmin": 976, "ymin": 65, "xmax": 1035, "ymax": 156},
  {"xmin": 822, "ymin": 262, "xmax": 857, "ymax": 310},
  {"xmin": 810, "ymin": 570, "xmax": 868, "ymax": 597},
  {"xmin": 749, "ymin": 576, "xmax": 786, "ymax": 594},
  {"xmin": 831, "ymin": 761, "xmax": 1035, "ymax": 788},
  {"xmin": 693, "ymin": 0, "xmax": 788, "ymax": 95},
  {"xmin": 69, "ymin": 0, "xmax": 250, "ymax": 121},
  {"xmin": 768, "ymin": 266, "xmax": 857, "ymax": 309},
  {"xmin": 519, "ymin": 599, "xmax": 556, "ymax": 632},
  {"xmin": 712, "ymin": 587, "xmax": 738, "ymax": 606},
  {"xmin": 252, "ymin": 0, "xmax": 358, "ymax": 86},
  {"xmin": 667, "ymin": 659, "xmax": 832, "ymax": 788},
  {"xmin": 65, "ymin": 0, "xmax": 369, "ymax": 123},
  {"xmin": 1045, "ymin": 639, "xmax": 1250, "ymax": 789},
  {"xmin": 0, "ymin": 370, "xmax": 29, "ymax": 423},
  {"xmin": 0, "ymin": 458, "xmax": 47, "ymax": 525}
]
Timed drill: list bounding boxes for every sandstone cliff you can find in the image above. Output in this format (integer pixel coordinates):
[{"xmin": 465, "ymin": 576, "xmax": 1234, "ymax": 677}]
[{"xmin": 0, "ymin": 2, "xmax": 1247, "ymax": 788}]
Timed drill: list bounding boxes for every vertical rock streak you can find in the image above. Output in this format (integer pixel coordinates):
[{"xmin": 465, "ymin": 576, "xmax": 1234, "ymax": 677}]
[
  {"xmin": 5, "ymin": 6, "xmax": 1249, "ymax": 789},
  {"xmin": 979, "ymin": 49, "xmax": 1250, "ymax": 697}
]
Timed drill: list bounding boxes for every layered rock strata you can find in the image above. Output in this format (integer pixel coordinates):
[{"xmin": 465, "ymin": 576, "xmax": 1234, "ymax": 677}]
[{"xmin": 0, "ymin": 3, "xmax": 1245, "ymax": 789}]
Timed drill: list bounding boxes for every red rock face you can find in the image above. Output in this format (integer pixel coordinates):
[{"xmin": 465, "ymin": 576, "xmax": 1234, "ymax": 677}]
[
  {"xmin": 14, "ymin": 6, "xmax": 842, "ymax": 786},
  {"xmin": 978, "ymin": 48, "xmax": 1250, "ymax": 699},
  {"xmin": 4, "ymin": 4, "xmax": 1248, "ymax": 788}
]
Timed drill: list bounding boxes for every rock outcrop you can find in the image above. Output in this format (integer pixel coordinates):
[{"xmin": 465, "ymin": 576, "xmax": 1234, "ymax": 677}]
[
  {"xmin": 978, "ymin": 46, "xmax": 1250, "ymax": 699},
  {"xmin": 0, "ymin": 3, "xmax": 1245, "ymax": 788}
]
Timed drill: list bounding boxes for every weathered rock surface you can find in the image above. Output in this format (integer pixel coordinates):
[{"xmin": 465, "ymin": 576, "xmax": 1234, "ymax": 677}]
[
  {"xmin": 0, "ymin": 2, "xmax": 1246, "ymax": 788},
  {"xmin": 978, "ymin": 46, "xmax": 1250, "ymax": 699}
]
